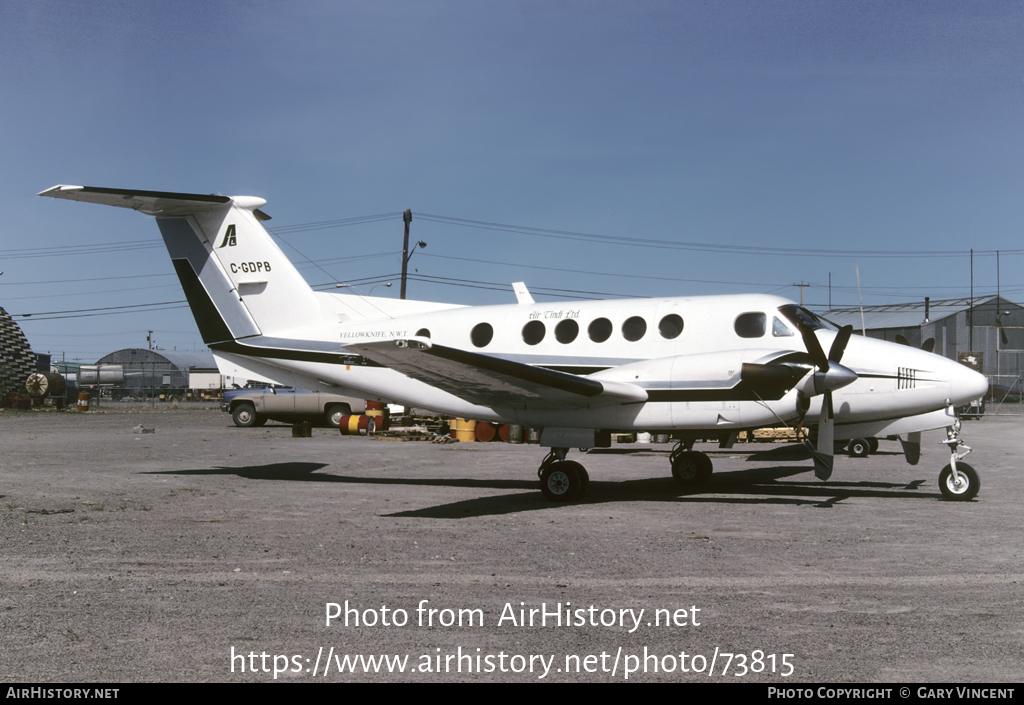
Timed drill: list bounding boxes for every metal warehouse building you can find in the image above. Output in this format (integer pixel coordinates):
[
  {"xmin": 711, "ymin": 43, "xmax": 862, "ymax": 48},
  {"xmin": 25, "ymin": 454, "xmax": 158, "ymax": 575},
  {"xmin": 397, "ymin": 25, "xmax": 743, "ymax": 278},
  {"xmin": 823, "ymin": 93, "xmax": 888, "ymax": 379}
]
[
  {"xmin": 824, "ymin": 296, "xmax": 1024, "ymax": 376},
  {"xmin": 94, "ymin": 348, "xmax": 217, "ymax": 392}
]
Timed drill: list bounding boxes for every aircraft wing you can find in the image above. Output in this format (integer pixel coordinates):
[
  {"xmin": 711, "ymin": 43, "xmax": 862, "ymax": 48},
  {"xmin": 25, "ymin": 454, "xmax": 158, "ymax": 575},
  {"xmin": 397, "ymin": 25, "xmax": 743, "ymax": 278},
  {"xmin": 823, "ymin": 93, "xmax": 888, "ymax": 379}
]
[{"xmin": 346, "ymin": 339, "xmax": 648, "ymax": 409}]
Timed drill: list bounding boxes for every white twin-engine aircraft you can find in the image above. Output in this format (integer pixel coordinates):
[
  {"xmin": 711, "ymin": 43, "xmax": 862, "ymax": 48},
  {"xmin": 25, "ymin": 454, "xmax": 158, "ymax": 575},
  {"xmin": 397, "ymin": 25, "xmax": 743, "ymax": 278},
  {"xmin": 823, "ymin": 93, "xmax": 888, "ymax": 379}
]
[{"xmin": 40, "ymin": 186, "xmax": 989, "ymax": 502}]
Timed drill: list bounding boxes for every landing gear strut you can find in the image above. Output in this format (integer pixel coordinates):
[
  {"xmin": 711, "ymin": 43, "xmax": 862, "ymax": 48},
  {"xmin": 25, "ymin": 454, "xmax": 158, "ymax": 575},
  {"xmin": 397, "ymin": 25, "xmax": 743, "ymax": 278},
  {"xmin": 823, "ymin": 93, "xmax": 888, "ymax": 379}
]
[
  {"xmin": 938, "ymin": 418, "xmax": 979, "ymax": 501},
  {"xmin": 537, "ymin": 449, "xmax": 589, "ymax": 502}
]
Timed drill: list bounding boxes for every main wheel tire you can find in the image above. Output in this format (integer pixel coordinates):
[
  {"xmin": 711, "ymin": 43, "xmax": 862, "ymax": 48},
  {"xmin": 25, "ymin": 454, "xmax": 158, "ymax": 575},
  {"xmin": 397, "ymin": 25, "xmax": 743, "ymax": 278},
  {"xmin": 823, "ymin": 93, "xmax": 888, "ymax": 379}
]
[
  {"xmin": 848, "ymin": 437, "xmax": 870, "ymax": 458},
  {"xmin": 326, "ymin": 404, "xmax": 351, "ymax": 428},
  {"xmin": 939, "ymin": 462, "xmax": 980, "ymax": 501},
  {"xmin": 232, "ymin": 403, "xmax": 258, "ymax": 427},
  {"xmin": 540, "ymin": 461, "xmax": 585, "ymax": 502},
  {"xmin": 867, "ymin": 437, "xmax": 879, "ymax": 454},
  {"xmin": 576, "ymin": 464, "xmax": 590, "ymax": 497},
  {"xmin": 671, "ymin": 451, "xmax": 712, "ymax": 486}
]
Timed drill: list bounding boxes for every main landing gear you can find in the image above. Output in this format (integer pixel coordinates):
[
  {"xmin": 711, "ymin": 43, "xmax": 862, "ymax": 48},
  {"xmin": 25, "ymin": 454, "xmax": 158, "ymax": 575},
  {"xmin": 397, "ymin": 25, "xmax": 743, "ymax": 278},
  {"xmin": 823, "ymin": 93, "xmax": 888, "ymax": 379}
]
[
  {"xmin": 669, "ymin": 441, "xmax": 713, "ymax": 487},
  {"xmin": 537, "ymin": 449, "xmax": 589, "ymax": 502},
  {"xmin": 938, "ymin": 418, "xmax": 979, "ymax": 501},
  {"xmin": 845, "ymin": 437, "xmax": 879, "ymax": 458},
  {"xmin": 536, "ymin": 441, "xmax": 717, "ymax": 502}
]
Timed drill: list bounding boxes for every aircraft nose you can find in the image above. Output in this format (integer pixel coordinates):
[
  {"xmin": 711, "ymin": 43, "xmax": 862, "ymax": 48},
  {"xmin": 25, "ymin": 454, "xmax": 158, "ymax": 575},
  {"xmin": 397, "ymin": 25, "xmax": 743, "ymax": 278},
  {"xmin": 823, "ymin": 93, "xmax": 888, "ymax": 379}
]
[{"xmin": 949, "ymin": 361, "xmax": 988, "ymax": 405}]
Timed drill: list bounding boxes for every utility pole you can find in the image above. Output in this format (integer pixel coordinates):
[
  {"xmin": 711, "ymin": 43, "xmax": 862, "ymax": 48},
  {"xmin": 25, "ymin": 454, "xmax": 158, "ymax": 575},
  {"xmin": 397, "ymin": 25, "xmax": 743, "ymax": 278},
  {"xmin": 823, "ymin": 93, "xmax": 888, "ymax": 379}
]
[
  {"xmin": 792, "ymin": 282, "xmax": 810, "ymax": 306},
  {"xmin": 400, "ymin": 209, "xmax": 412, "ymax": 300},
  {"xmin": 969, "ymin": 248, "xmax": 974, "ymax": 352}
]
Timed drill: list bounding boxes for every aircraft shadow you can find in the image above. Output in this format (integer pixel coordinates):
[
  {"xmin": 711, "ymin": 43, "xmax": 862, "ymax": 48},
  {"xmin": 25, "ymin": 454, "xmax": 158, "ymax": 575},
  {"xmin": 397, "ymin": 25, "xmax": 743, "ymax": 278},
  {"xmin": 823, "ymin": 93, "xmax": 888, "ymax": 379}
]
[
  {"xmin": 387, "ymin": 468, "xmax": 945, "ymax": 518},
  {"xmin": 141, "ymin": 462, "xmax": 948, "ymax": 519},
  {"xmin": 141, "ymin": 462, "xmax": 538, "ymax": 491},
  {"xmin": 743, "ymin": 445, "xmax": 904, "ymax": 461}
]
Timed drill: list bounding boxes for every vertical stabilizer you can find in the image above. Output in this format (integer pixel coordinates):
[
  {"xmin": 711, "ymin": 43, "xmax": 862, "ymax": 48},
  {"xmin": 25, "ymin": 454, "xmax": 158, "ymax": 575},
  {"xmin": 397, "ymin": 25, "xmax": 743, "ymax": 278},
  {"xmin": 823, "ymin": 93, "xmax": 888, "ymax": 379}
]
[{"xmin": 38, "ymin": 186, "xmax": 323, "ymax": 343}]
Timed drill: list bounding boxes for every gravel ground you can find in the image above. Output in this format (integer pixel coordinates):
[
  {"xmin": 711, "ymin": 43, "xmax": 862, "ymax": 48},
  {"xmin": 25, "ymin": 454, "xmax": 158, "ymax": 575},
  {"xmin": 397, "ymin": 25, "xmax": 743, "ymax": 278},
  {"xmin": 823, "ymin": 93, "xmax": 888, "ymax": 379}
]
[{"xmin": 1, "ymin": 405, "xmax": 1020, "ymax": 683}]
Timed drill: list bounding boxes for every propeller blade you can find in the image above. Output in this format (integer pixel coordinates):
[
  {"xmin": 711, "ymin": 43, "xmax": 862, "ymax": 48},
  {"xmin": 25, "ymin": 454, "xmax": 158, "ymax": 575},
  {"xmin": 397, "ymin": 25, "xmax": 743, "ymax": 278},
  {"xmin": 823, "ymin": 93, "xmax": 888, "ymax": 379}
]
[
  {"xmin": 798, "ymin": 323, "xmax": 829, "ymax": 372},
  {"xmin": 811, "ymin": 391, "xmax": 835, "ymax": 480},
  {"xmin": 828, "ymin": 325, "xmax": 853, "ymax": 364},
  {"xmin": 922, "ymin": 338, "xmax": 935, "ymax": 353}
]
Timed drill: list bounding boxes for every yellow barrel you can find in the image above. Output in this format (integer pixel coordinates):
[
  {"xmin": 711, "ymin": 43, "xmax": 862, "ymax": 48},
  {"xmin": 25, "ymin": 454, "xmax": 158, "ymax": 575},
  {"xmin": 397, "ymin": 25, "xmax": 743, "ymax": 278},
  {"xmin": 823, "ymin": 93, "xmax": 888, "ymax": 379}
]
[
  {"xmin": 454, "ymin": 417, "xmax": 476, "ymax": 442},
  {"xmin": 339, "ymin": 415, "xmax": 376, "ymax": 436}
]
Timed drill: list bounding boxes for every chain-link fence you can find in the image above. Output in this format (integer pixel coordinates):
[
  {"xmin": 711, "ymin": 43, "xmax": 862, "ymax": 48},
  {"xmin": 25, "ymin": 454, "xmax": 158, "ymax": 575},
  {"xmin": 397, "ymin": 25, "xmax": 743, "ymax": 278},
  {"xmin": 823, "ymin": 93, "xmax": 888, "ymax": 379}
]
[{"xmin": 981, "ymin": 374, "xmax": 1023, "ymax": 416}]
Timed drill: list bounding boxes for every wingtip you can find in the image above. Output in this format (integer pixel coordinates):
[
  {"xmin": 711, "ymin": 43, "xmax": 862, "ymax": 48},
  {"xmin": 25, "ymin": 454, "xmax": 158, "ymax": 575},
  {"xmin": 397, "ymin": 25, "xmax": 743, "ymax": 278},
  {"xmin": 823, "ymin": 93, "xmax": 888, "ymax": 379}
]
[{"xmin": 38, "ymin": 184, "xmax": 84, "ymax": 197}]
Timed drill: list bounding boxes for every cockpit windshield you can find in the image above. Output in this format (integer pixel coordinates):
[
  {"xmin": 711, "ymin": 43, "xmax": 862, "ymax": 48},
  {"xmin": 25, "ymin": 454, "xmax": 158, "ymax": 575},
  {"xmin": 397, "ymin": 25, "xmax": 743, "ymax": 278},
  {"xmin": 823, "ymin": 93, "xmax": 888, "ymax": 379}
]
[{"xmin": 778, "ymin": 304, "xmax": 837, "ymax": 332}]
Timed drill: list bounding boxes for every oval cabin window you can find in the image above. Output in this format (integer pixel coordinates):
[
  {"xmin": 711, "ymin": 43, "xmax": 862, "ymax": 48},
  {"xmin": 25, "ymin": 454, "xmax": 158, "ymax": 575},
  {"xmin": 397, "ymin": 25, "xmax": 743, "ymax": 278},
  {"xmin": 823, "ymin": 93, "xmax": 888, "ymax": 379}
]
[
  {"xmin": 555, "ymin": 319, "xmax": 579, "ymax": 344},
  {"xmin": 471, "ymin": 322, "xmax": 494, "ymax": 347},
  {"xmin": 588, "ymin": 318, "xmax": 613, "ymax": 343},
  {"xmin": 622, "ymin": 316, "xmax": 647, "ymax": 342},
  {"xmin": 522, "ymin": 320, "xmax": 546, "ymax": 346},
  {"xmin": 659, "ymin": 314, "xmax": 684, "ymax": 339}
]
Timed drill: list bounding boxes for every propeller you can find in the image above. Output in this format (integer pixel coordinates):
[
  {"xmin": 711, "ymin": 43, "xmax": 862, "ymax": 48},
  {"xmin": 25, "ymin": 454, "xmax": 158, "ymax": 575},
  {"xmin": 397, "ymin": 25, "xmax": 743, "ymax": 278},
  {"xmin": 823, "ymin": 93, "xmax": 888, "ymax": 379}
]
[{"xmin": 796, "ymin": 324, "xmax": 856, "ymax": 480}]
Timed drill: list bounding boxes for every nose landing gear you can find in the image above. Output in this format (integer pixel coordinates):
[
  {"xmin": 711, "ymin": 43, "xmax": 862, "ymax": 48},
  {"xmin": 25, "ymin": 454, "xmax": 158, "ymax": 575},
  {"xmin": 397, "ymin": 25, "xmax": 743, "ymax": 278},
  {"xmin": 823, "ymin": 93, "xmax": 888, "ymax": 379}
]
[{"xmin": 938, "ymin": 418, "xmax": 979, "ymax": 501}]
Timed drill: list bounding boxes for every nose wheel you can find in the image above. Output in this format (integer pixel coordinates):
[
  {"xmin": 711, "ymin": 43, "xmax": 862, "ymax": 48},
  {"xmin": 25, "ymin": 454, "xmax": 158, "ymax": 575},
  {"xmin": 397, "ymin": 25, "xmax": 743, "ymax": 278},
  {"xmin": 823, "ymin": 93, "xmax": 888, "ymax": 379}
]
[{"xmin": 939, "ymin": 462, "xmax": 979, "ymax": 501}]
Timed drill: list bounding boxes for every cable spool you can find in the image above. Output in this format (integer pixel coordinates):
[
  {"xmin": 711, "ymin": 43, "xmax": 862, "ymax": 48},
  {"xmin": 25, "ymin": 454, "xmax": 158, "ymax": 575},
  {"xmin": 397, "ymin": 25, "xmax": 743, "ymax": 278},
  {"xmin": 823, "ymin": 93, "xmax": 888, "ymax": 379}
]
[
  {"xmin": 338, "ymin": 415, "xmax": 376, "ymax": 436},
  {"xmin": 25, "ymin": 372, "xmax": 66, "ymax": 398}
]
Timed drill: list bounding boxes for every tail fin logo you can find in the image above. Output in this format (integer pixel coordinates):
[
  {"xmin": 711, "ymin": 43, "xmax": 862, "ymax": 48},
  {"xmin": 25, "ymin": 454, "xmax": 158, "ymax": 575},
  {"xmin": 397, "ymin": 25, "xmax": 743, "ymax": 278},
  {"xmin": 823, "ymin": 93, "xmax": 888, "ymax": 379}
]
[{"xmin": 218, "ymin": 224, "xmax": 237, "ymax": 248}]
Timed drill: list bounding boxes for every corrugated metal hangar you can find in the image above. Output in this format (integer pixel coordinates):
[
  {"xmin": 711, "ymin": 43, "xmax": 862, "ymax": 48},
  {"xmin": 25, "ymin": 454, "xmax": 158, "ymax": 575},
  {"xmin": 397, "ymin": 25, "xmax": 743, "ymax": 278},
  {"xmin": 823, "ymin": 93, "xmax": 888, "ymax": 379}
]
[
  {"xmin": 93, "ymin": 348, "xmax": 217, "ymax": 391},
  {"xmin": 825, "ymin": 296, "xmax": 1024, "ymax": 376}
]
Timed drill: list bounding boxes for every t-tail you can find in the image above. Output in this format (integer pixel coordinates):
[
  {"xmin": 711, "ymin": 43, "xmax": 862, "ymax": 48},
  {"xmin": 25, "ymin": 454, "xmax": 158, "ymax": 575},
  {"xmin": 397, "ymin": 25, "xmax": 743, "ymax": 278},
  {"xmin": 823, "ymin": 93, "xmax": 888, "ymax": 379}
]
[{"xmin": 39, "ymin": 185, "xmax": 325, "ymax": 344}]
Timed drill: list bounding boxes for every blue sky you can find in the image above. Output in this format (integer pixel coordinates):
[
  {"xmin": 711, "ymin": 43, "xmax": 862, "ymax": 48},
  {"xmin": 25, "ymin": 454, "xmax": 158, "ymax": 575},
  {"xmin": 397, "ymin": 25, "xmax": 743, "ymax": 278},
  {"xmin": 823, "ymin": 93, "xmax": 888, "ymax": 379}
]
[{"xmin": 2, "ymin": 1, "xmax": 1022, "ymax": 361}]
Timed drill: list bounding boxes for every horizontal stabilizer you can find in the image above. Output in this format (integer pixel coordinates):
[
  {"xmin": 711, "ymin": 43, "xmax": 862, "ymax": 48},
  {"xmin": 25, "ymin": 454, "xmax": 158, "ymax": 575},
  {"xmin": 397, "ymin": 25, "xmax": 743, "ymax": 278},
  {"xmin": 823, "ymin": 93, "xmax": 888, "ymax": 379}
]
[
  {"xmin": 346, "ymin": 339, "xmax": 648, "ymax": 410},
  {"xmin": 38, "ymin": 185, "xmax": 241, "ymax": 216}
]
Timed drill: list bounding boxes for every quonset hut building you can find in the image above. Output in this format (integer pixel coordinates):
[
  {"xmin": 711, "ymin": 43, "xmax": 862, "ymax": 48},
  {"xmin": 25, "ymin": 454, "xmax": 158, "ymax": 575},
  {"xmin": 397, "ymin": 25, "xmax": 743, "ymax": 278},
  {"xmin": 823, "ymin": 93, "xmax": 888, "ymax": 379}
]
[{"xmin": 93, "ymin": 348, "xmax": 218, "ymax": 398}]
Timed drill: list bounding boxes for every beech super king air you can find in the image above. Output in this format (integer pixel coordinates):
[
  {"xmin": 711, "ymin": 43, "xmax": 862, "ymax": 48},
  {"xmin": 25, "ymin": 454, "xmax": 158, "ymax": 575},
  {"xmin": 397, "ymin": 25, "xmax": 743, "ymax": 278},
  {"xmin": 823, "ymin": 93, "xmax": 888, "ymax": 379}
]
[{"xmin": 40, "ymin": 185, "xmax": 990, "ymax": 502}]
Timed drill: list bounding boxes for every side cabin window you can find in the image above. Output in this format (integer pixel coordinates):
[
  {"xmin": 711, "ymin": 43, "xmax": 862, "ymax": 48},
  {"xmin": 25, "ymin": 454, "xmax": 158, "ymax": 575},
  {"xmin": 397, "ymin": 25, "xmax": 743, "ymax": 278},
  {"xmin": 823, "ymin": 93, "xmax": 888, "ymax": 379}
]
[
  {"xmin": 589, "ymin": 318, "xmax": 613, "ymax": 343},
  {"xmin": 659, "ymin": 313, "xmax": 684, "ymax": 339},
  {"xmin": 555, "ymin": 319, "xmax": 579, "ymax": 344},
  {"xmin": 522, "ymin": 320, "xmax": 545, "ymax": 345},
  {"xmin": 471, "ymin": 322, "xmax": 493, "ymax": 348},
  {"xmin": 622, "ymin": 316, "xmax": 647, "ymax": 342},
  {"xmin": 735, "ymin": 312, "xmax": 766, "ymax": 338},
  {"xmin": 772, "ymin": 317, "xmax": 794, "ymax": 337}
]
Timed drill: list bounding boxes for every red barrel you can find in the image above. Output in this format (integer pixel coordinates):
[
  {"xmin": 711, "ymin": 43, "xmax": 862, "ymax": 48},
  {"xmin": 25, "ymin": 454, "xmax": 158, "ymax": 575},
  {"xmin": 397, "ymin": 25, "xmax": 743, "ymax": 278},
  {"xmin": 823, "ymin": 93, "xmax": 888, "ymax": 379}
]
[
  {"xmin": 364, "ymin": 404, "xmax": 391, "ymax": 431},
  {"xmin": 475, "ymin": 422, "xmax": 496, "ymax": 442},
  {"xmin": 338, "ymin": 415, "xmax": 376, "ymax": 436},
  {"xmin": 76, "ymin": 391, "xmax": 91, "ymax": 412}
]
